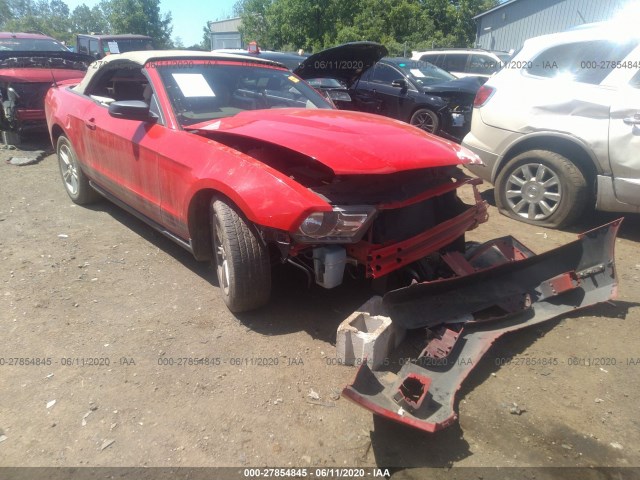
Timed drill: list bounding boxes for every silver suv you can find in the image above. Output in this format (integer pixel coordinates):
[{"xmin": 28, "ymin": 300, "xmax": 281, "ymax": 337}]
[{"xmin": 462, "ymin": 23, "xmax": 640, "ymax": 227}]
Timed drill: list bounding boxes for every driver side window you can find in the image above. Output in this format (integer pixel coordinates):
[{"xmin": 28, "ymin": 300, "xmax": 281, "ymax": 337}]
[
  {"xmin": 84, "ymin": 65, "xmax": 164, "ymax": 124},
  {"xmin": 371, "ymin": 64, "xmax": 402, "ymax": 85}
]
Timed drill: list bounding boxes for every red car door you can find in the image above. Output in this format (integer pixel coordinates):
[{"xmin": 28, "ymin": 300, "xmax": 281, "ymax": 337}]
[{"xmin": 79, "ymin": 74, "xmax": 163, "ymax": 224}]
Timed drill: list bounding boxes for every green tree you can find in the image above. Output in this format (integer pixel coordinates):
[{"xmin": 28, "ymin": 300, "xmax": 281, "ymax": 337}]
[
  {"xmin": 235, "ymin": 0, "xmax": 499, "ymax": 53},
  {"xmin": 0, "ymin": 0, "xmax": 13, "ymax": 23},
  {"xmin": 103, "ymin": 0, "xmax": 173, "ymax": 48},
  {"xmin": 1, "ymin": 0, "xmax": 73, "ymax": 43},
  {"xmin": 234, "ymin": 0, "xmax": 274, "ymax": 48},
  {"xmin": 196, "ymin": 25, "xmax": 211, "ymax": 50},
  {"xmin": 71, "ymin": 4, "xmax": 109, "ymax": 34}
]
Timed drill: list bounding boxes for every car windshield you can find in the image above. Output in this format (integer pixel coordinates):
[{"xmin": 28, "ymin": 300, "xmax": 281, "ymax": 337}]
[
  {"xmin": 395, "ymin": 60, "xmax": 456, "ymax": 87},
  {"xmin": 102, "ymin": 38, "xmax": 153, "ymax": 54},
  {"xmin": 306, "ymin": 77, "xmax": 345, "ymax": 88},
  {"xmin": 495, "ymin": 52, "xmax": 512, "ymax": 64},
  {"xmin": 157, "ymin": 61, "xmax": 332, "ymax": 127},
  {"xmin": 0, "ymin": 38, "xmax": 67, "ymax": 51}
]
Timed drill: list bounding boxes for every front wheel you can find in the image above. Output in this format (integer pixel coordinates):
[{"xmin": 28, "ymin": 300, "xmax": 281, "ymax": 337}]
[
  {"xmin": 409, "ymin": 108, "xmax": 439, "ymax": 134},
  {"xmin": 495, "ymin": 149, "xmax": 588, "ymax": 228},
  {"xmin": 211, "ymin": 199, "xmax": 271, "ymax": 312},
  {"xmin": 57, "ymin": 135, "xmax": 100, "ymax": 205}
]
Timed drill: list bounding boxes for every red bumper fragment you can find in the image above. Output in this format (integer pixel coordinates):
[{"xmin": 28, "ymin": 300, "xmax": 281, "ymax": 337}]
[{"xmin": 343, "ymin": 219, "xmax": 621, "ymax": 432}]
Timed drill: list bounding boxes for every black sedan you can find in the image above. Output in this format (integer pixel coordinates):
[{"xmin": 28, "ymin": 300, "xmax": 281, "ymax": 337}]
[
  {"xmin": 295, "ymin": 43, "xmax": 484, "ymax": 142},
  {"xmin": 353, "ymin": 58, "xmax": 484, "ymax": 141}
]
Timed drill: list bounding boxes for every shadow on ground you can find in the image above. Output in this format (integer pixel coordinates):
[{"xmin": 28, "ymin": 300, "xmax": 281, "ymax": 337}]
[
  {"xmin": 86, "ymin": 198, "xmax": 372, "ymax": 344},
  {"xmin": 480, "ymin": 188, "xmax": 640, "ymax": 242}
]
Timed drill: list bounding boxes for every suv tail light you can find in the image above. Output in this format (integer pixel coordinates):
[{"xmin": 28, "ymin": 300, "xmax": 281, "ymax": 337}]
[{"xmin": 473, "ymin": 85, "xmax": 495, "ymax": 108}]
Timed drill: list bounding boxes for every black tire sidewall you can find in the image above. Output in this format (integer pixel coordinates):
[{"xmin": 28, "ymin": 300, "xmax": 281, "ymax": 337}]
[
  {"xmin": 495, "ymin": 150, "xmax": 588, "ymax": 228},
  {"xmin": 211, "ymin": 199, "xmax": 271, "ymax": 312},
  {"xmin": 410, "ymin": 108, "xmax": 439, "ymax": 133},
  {"xmin": 56, "ymin": 135, "xmax": 97, "ymax": 205}
]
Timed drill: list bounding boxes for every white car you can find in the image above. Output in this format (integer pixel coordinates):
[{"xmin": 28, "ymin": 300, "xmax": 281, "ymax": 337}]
[{"xmin": 462, "ymin": 22, "xmax": 640, "ymax": 227}]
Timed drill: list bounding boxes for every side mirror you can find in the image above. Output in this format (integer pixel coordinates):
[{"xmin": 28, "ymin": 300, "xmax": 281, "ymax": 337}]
[
  {"xmin": 108, "ymin": 100, "xmax": 155, "ymax": 121},
  {"xmin": 391, "ymin": 78, "xmax": 407, "ymax": 89}
]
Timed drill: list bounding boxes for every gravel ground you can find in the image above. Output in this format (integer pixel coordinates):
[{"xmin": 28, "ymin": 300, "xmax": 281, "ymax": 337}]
[{"xmin": 1, "ymin": 135, "xmax": 639, "ymax": 478}]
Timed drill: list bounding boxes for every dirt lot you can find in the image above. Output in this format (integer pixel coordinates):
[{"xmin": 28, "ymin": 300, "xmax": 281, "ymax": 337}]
[{"xmin": 1, "ymin": 136, "xmax": 640, "ymax": 477}]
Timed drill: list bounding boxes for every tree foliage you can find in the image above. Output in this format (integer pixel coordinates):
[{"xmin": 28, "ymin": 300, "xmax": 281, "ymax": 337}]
[
  {"xmin": 0, "ymin": 0, "xmax": 173, "ymax": 47},
  {"xmin": 234, "ymin": 0, "xmax": 498, "ymax": 53},
  {"xmin": 103, "ymin": 0, "xmax": 173, "ymax": 48}
]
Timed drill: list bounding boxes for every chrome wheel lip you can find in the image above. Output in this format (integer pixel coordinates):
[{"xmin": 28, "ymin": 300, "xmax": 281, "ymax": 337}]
[
  {"xmin": 504, "ymin": 162, "xmax": 562, "ymax": 221},
  {"xmin": 214, "ymin": 221, "xmax": 230, "ymax": 295},
  {"xmin": 59, "ymin": 144, "xmax": 79, "ymax": 195}
]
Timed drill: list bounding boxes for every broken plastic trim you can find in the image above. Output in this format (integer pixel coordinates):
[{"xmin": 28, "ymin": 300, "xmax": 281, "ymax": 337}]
[{"xmin": 342, "ymin": 219, "xmax": 621, "ymax": 432}]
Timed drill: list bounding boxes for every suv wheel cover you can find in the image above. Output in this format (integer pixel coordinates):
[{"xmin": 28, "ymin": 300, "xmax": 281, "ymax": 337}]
[{"xmin": 505, "ymin": 163, "xmax": 561, "ymax": 221}]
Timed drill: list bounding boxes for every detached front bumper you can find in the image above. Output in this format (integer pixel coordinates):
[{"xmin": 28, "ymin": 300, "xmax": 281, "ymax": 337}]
[{"xmin": 343, "ymin": 219, "xmax": 621, "ymax": 432}]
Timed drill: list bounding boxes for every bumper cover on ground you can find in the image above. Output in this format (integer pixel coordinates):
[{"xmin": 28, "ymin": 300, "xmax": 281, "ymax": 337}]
[{"xmin": 343, "ymin": 219, "xmax": 621, "ymax": 432}]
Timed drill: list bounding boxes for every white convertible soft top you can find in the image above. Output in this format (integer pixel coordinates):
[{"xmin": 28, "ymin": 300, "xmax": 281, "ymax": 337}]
[{"xmin": 73, "ymin": 50, "xmax": 281, "ymax": 94}]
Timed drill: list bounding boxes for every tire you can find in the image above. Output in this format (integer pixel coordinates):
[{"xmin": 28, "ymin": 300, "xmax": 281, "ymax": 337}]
[
  {"xmin": 495, "ymin": 149, "xmax": 588, "ymax": 228},
  {"xmin": 211, "ymin": 199, "xmax": 271, "ymax": 312},
  {"xmin": 57, "ymin": 135, "xmax": 100, "ymax": 205},
  {"xmin": 409, "ymin": 108, "xmax": 439, "ymax": 134}
]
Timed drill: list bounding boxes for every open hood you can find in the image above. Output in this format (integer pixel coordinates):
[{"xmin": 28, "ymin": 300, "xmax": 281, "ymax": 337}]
[
  {"xmin": 0, "ymin": 51, "xmax": 93, "ymax": 72},
  {"xmin": 294, "ymin": 42, "xmax": 388, "ymax": 87},
  {"xmin": 187, "ymin": 108, "xmax": 480, "ymax": 175},
  {"xmin": 421, "ymin": 75, "xmax": 485, "ymax": 96}
]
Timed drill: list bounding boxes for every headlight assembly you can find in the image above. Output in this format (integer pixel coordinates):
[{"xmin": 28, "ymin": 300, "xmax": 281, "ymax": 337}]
[{"xmin": 294, "ymin": 206, "xmax": 377, "ymax": 243}]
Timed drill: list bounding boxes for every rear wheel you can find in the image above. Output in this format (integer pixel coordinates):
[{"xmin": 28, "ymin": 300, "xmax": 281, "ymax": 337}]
[
  {"xmin": 57, "ymin": 135, "xmax": 100, "ymax": 205},
  {"xmin": 211, "ymin": 199, "xmax": 271, "ymax": 312},
  {"xmin": 410, "ymin": 108, "xmax": 439, "ymax": 134},
  {"xmin": 495, "ymin": 149, "xmax": 588, "ymax": 228}
]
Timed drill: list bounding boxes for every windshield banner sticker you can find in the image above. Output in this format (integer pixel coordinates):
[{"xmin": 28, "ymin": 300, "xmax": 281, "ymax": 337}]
[{"xmin": 172, "ymin": 73, "xmax": 216, "ymax": 97}]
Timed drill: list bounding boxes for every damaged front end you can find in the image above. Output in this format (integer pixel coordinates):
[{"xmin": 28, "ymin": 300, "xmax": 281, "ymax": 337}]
[
  {"xmin": 1, "ymin": 52, "xmax": 92, "ymax": 141},
  {"xmin": 342, "ymin": 219, "xmax": 621, "ymax": 432},
  {"xmin": 283, "ymin": 167, "xmax": 488, "ymax": 289}
]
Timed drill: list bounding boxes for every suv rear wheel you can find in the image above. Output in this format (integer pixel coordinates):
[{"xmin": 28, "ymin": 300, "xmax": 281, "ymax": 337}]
[{"xmin": 495, "ymin": 149, "xmax": 588, "ymax": 228}]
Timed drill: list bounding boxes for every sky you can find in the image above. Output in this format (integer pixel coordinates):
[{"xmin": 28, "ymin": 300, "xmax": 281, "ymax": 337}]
[{"xmin": 64, "ymin": 0, "xmax": 238, "ymax": 47}]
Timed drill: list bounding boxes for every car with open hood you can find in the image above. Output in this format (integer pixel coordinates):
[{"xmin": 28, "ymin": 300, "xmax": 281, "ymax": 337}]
[
  {"xmin": 0, "ymin": 32, "xmax": 93, "ymax": 143},
  {"xmin": 294, "ymin": 43, "xmax": 484, "ymax": 142},
  {"xmin": 45, "ymin": 50, "xmax": 489, "ymax": 312}
]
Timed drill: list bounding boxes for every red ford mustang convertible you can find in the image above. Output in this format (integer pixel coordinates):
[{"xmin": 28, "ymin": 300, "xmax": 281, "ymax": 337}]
[{"xmin": 45, "ymin": 51, "xmax": 488, "ymax": 312}]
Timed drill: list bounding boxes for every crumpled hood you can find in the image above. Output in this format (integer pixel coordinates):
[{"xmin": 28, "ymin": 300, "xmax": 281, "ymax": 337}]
[
  {"xmin": 422, "ymin": 75, "xmax": 485, "ymax": 96},
  {"xmin": 0, "ymin": 67, "xmax": 85, "ymax": 83},
  {"xmin": 0, "ymin": 51, "xmax": 92, "ymax": 82},
  {"xmin": 189, "ymin": 109, "xmax": 481, "ymax": 174}
]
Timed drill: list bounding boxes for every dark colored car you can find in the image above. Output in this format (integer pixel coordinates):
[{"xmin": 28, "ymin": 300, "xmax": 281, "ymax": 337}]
[
  {"xmin": 351, "ymin": 57, "xmax": 484, "ymax": 141},
  {"xmin": 295, "ymin": 42, "xmax": 484, "ymax": 142},
  {"xmin": 0, "ymin": 32, "xmax": 93, "ymax": 143},
  {"xmin": 76, "ymin": 34, "xmax": 154, "ymax": 59},
  {"xmin": 212, "ymin": 48, "xmax": 308, "ymax": 71},
  {"xmin": 212, "ymin": 48, "xmax": 352, "ymax": 106},
  {"xmin": 294, "ymin": 42, "xmax": 388, "ymax": 109}
]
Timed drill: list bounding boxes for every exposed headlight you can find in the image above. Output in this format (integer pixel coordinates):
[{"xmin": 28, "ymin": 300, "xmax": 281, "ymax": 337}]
[
  {"xmin": 327, "ymin": 90, "xmax": 352, "ymax": 102},
  {"xmin": 295, "ymin": 206, "xmax": 377, "ymax": 243}
]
